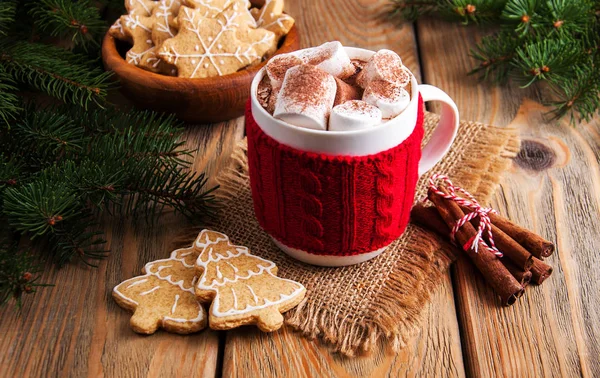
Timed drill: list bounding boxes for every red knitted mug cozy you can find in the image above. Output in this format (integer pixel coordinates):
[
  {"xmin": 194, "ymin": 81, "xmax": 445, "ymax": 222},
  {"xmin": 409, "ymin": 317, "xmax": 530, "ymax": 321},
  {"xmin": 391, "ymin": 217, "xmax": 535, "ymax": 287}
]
[{"xmin": 246, "ymin": 96, "xmax": 425, "ymax": 256}]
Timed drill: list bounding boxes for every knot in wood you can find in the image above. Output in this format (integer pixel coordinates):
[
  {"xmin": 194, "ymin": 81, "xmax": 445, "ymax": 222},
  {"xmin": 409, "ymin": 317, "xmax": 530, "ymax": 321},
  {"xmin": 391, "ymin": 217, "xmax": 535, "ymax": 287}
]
[{"xmin": 514, "ymin": 140, "xmax": 556, "ymax": 172}]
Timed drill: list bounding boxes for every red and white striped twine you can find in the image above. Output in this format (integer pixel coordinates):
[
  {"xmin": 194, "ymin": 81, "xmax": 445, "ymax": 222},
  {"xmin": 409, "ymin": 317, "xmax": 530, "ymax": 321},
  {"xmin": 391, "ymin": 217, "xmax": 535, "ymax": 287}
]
[{"xmin": 425, "ymin": 173, "xmax": 503, "ymax": 257}]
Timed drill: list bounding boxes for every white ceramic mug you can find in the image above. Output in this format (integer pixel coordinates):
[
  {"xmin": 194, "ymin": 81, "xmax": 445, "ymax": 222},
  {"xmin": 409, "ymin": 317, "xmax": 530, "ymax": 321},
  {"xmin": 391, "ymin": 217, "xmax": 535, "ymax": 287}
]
[{"xmin": 246, "ymin": 47, "xmax": 459, "ymax": 266}]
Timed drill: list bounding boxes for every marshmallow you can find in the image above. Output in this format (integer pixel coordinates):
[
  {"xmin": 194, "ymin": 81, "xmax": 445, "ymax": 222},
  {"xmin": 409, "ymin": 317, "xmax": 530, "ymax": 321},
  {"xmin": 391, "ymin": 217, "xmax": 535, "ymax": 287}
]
[
  {"xmin": 356, "ymin": 49, "xmax": 411, "ymax": 89},
  {"xmin": 274, "ymin": 64, "xmax": 337, "ymax": 130},
  {"xmin": 301, "ymin": 41, "xmax": 355, "ymax": 79},
  {"xmin": 334, "ymin": 77, "xmax": 363, "ymax": 106},
  {"xmin": 363, "ymin": 80, "xmax": 410, "ymax": 119},
  {"xmin": 329, "ymin": 100, "xmax": 382, "ymax": 132},
  {"xmin": 265, "ymin": 53, "xmax": 303, "ymax": 89}
]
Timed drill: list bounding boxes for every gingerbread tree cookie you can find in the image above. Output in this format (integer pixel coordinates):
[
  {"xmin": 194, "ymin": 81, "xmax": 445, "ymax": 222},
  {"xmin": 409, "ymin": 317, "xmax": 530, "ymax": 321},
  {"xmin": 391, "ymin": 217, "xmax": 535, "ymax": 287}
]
[
  {"xmin": 194, "ymin": 230, "xmax": 306, "ymax": 332},
  {"xmin": 159, "ymin": 7, "xmax": 274, "ymax": 78},
  {"xmin": 112, "ymin": 237, "xmax": 207, "ymax": 334},
  {"xmin": 251, "ymin": 0, "xmax": 294, "ymax": 38}
]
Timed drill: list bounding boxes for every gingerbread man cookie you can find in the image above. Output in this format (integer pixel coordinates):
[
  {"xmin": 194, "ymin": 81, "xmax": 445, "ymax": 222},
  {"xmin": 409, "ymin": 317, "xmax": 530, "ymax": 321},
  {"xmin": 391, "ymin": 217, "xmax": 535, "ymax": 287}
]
[
  {"xmin": 112, "ymin": 237, "xmax": 208, "ymax": 334},
  {"xmin": 194, "ymin": 230, "xmax": 306, "ymax": 332},
  {"xmin": 159, "ymin": 6, "xmax": 274, "ymax": 78}
]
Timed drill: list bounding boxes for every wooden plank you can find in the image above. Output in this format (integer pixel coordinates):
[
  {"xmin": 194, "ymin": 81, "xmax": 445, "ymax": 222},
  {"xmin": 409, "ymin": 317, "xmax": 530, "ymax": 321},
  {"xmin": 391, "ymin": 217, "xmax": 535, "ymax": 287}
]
[
  {"xmin": 0, "ymin": 118, "xmax": 244, "ymax": 377},
  {"xmin": 224, "ymin": 273, "xmax": 464, "ymax": 378},
  {"xmin": 417, "ymin": 18, "xmax": 600, "ymax": 377},
  {"xmin": 222, "ymin": 2, "xmax": 465, "ymax": 377}
]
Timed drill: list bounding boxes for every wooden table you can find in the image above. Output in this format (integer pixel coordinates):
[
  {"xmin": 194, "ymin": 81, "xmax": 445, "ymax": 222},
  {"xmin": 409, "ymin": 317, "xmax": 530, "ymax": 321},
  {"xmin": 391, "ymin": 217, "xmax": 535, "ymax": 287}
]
[{"xmin": 2, "ymin": 1, "xmax": 599, "ymax": 377}]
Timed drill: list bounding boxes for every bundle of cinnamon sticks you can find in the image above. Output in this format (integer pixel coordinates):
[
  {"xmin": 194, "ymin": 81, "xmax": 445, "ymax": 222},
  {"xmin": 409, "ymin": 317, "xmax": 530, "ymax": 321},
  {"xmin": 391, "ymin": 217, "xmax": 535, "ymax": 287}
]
[{"xmin": 411, "ymin": 188, "xmax": 554, "ymax": 306}]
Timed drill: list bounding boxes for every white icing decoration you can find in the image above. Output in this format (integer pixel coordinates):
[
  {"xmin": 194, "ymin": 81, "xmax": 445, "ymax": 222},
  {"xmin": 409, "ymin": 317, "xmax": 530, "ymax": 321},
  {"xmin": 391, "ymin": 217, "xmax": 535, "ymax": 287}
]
[
  {"xmin": 225, "ymin": 261, "xmax": 238, "ymax": 273},
  {"xmin": 246, "ymin": 284, "xmax": 259, "ymax": 304},
  {"xmin": 113, "ymin": 243, "xmax": 206, "ymax": 327},
  {"xmin": 194, "ymin": 229, "xmax": 305, "ymax": 318},
  {"xmin": 155, "ymin": 0, "xmax": 178, "ymax": 39},
  {"xmin": 230, "ymin": 287, "xmax": 238, "ymax": 310},
  {"xmin": 215, "ymin": 265, "xmax": 223, "ymax": 280},
  {"xmin": 110, "ymin": 19, "xmax": 125, "ymax": 35},
  {"xmin": 127, "ymin": 278, "xmax": 148, "ymax": 289},
  {"xmin": 162, "ymin": 305, "xmax": 204, "ymax": 325},
  {"xmin": 158, "ymin": 8, "xmax": 272, "ymax": 77},
  {"xmin": 253, "ymin": 0, "xmax": 289, "ymax": 30},
  {"xmin": 128, "ymin": 0, "xmax": 152, "ymax": 15},
  {"xmin": 171, "ymin": 294, "xmax": 180, "ymax": 313},
  {"xmin": 124, "ymin": 14, "xmax": 151, "ymax": 32},
  {"xmin": 140, "ymin": 286, "xmax": 160, "ymax": 296}
]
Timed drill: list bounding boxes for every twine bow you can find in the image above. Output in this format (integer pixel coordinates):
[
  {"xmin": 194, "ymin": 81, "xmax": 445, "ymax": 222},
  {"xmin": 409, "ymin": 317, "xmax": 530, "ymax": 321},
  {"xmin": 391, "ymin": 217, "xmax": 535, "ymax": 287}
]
[{"xmin": 425, "ymin": 174, "xmax": 503, "ymax": 257}]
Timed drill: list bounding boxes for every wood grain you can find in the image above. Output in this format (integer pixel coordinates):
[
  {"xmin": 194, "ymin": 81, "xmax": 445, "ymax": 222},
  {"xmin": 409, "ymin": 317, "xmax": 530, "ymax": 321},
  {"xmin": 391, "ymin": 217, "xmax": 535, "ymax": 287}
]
[
  {"xmin": 0, "ymin": 118, "xmax": 245, "ymax": 377},
  {"xmin": 417, "ymin": 17, "xmax": 600, "ymax": 377},
  {"xmin": 222, "ymin": 2, "xmax": 465, "ymax": 377}
]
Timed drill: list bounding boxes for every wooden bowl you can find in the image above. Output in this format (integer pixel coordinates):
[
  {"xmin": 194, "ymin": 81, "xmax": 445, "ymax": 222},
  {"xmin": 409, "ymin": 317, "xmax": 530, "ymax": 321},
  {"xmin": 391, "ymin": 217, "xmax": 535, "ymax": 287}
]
[{"xmin": 101, "ymin": 25, "xmax": 300, "ymax": 124}]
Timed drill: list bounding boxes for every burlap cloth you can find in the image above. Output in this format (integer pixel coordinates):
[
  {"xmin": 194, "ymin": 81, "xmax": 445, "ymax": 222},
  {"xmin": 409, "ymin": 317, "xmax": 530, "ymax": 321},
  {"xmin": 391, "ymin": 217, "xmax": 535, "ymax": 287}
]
[{"xmin": 206, "ymin": 112, "xmax": 520, "ymax": 356}]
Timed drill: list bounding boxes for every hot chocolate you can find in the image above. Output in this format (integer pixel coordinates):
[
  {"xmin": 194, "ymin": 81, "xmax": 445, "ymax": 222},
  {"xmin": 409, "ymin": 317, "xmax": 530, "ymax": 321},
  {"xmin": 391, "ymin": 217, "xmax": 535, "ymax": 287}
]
[{"xmin": 257, "ymin": 42, "xmax": 413, "ymax": 131}]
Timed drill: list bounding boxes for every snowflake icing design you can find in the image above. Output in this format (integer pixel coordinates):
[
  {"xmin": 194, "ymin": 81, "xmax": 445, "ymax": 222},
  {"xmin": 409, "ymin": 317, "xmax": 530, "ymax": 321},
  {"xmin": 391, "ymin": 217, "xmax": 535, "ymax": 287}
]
[{"xmin": 160, "ymin": 7, "xmax": 273, "ymax": 78}]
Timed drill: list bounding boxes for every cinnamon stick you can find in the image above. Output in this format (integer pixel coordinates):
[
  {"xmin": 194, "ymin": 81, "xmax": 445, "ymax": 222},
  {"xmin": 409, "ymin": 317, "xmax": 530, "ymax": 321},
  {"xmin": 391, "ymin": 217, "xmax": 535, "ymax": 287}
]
[
  {"xmin": 531, "ymin": 257, "xmax": 553, "ymax": 284},
  {"xmin": 470, "ymin": 217, "xmax": 534, "ymax": 271},
  {"xmin": 411, "ymin": 203, "xmax": 450, "ymax": 235},
  {"xmin": 412, "ymin": 204, "xmax": 534, "ymax": 271},
  {"xmin": 427, "ymin": 189, "xmax": 524, "ymax": 305},
  {"xmin": 501, "ymin": 259, "xmax": 532, "ymax": 289},
  {"xmin": 460, "ymin": 205, "xmax": 555, "ymax": 259}
]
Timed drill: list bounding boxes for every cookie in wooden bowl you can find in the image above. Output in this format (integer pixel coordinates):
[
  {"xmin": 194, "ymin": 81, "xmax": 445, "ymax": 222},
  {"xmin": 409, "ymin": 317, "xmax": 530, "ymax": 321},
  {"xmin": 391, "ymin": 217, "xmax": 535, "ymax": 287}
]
[{"xmin": 102, "ymin": 0, "xmax": 300, "ymax": 123}]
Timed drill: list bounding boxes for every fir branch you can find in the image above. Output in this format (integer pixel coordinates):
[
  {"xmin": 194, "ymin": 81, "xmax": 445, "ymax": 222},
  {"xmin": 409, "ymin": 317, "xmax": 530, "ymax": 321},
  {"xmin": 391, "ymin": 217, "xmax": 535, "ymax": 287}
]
[
  {"xmin": 29, "ymin": 0, "xmax": 106, "ymax": 50},
  {"xmin": 389, "ymin": 0, "xmax": 504, "ymax": 24},
  {"xmin": 0, "ymin": 65, "xmax": 20, "ymax": 124},
  {"xmin": 470, "ymin": 31, "xmax": 519, "ymax": 82},
  {"xmin": 513, "ymin": 39, "xmax": 582, "ymax": 87},
  {"xmin": 548, "ymin": 62, "xmax": 600, "ymax": 123},
  {"xmin": 0, "ymin": 242, "xmax": 50, "ymax": 308},
  {"xmin": 0, "ymin": 0, "xmax": 17, "ymax": 36},
  {"xmin": 14, "ymin": 107, "xmax": 86, "ymax": 161},
  {"xmin": 0, "ymin": 155, "xmax": 24, "ymax": 193},
  {"xmin": 0, "ymin": 41, "xmax": 112, "ymax": 108},
  {"xmin": 49, "ymin": 213, "xmax": 108, "ymax": 266},
  {"xmin": 3, "ymin": 174, "xmax": 82, "ymax": 237},
  {"xmin": 389, "ymin": 0, "xmax": 600, "ymax": 124},
  {"xmin": 501, "ymin": 0, "xmax": 538, "ymax": 35}
]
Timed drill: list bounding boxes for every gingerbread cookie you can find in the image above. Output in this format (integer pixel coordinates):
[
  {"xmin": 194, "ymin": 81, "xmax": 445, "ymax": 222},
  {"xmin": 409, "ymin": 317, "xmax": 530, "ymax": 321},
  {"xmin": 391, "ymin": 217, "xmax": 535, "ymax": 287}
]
[
  {"xmin": 150, "ymin": 0, "xmax": 181, "ymax": 46},
  {"xmin": 159, "ymin": 7, "xmax": 274, "ymax": 78},
  {"xmin": 126, "ymin": 0, "xmax": 160, "ymax": 16},
  {"xmin": 112, "ymin": 237, "xmax": 208, "ymax": 334},
  {"xmin": 182, "ymin": 0, "xmax": 236, "ymax": 17},
  {"xmin": 109, "ymin": 18, "xmax": 129, "ymax": 41},
  {"xmin": 119, "ymin": 13, "xmax": 176, "ymax": 74},
  {"xmin": 193, "ymin": 230, "xmax": 306, "ymax": 332},
  {"xmin": 251, "ymin": 0, "xmax": 294, "ymax": 39}
]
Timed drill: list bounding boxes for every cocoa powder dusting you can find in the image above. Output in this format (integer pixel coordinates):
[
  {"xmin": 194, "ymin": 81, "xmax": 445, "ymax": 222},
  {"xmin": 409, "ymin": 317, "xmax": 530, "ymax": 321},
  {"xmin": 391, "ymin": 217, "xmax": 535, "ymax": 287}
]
[
  {"xmin": 336, "ymin": 100, "xmax": 379, "ymax": 117},
  {"xmin": 375, "ymin": 53, "xmax": 410, "ymax": 85},
  {"xmin": 368, "ymin": 79, "xmax": 399, "ymax": 99},
  {"xmin": 281, "ymin": 65, "xmax": 333, "ymax": 111},
  {"xmin": 267, "ymin": 54, "xmax": 302, "ymax": 82}
]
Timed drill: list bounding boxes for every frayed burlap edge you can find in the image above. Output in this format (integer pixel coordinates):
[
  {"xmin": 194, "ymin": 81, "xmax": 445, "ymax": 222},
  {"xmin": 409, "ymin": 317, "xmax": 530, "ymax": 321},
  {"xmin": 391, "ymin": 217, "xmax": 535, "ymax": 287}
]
[{"xmin": 208, "ymin": 112, "xmax": 520, "ymax": 356}]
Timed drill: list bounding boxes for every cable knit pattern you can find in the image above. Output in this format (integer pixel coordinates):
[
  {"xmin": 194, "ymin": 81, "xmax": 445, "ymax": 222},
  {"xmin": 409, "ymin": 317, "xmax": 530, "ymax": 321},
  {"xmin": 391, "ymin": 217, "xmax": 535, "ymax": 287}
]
[
  {"xmin": 246, "ymin": 96, "xmax": 425, "ymax": 256},
  {"xmin": 298, "ymin": 164, "xmax": 325, "ymax": 251}
]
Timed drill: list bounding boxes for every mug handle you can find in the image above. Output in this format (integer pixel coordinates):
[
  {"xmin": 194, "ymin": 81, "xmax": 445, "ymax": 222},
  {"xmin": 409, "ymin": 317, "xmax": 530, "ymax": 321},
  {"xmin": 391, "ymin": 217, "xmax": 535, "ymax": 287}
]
[{"xmin": 417, "ymin": 84, "xmax": 460, "ymax": 176}]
